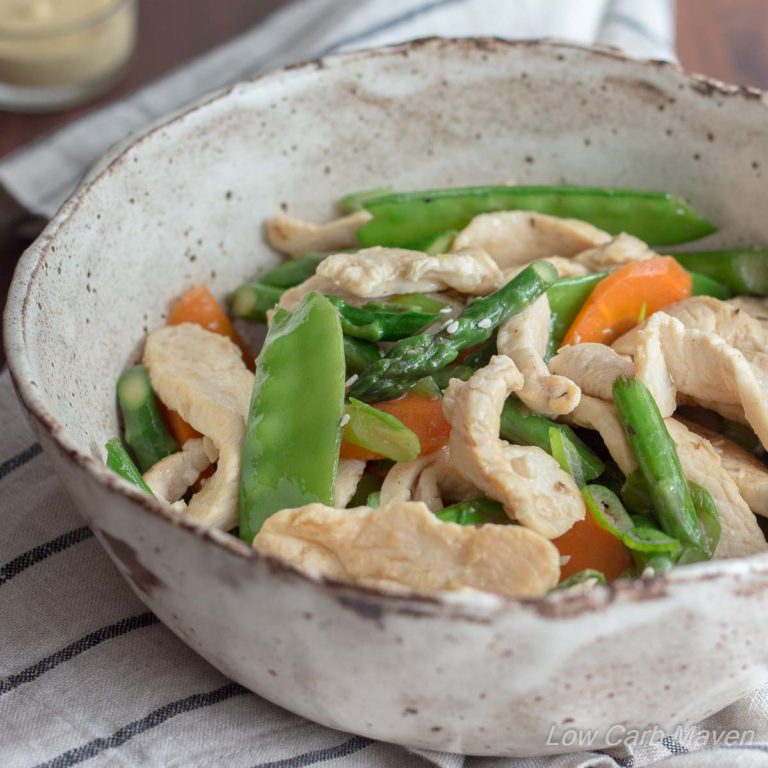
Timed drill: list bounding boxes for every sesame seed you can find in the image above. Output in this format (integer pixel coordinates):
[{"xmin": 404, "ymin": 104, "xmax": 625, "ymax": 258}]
[
  {"xmin": 477, "ymin": 318, "xmax": 492, "ymax": 329},
  {"xmin": 339, "ymin": 414, "xmax": 350, "ymax": 427},
  {"xmin": 641, "ymin": 566, "xmax": 655, "ymax": 579},
  {"xmin": 446, "ymin": 320, "xmax": 459, "ymax": 334},
  {"xmin": 439, "ymin": 306, "xmax": 452, "ymax": 314},
  {"xmin": 345, "ymin": 374, "xmax": 358, "ymax": 387},
  {"xmin": 559, "ymin": 555, "xmax": 571, "ymax": 566}
]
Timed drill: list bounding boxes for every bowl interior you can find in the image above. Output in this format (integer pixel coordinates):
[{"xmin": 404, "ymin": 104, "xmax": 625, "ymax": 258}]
[{"xmin": 7, "ymin": 37, "xmax": 768, "ymax": 513}]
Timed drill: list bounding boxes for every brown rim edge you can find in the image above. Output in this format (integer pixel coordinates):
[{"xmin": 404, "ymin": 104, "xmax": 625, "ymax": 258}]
[{"xmin": 5, "ymin": 37, "xmax": 768, "ymax": 619}]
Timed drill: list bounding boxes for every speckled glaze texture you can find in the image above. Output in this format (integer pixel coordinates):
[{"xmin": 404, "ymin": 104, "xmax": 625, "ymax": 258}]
[{"xmin": 5, "ymin": 39, "xmax": 768, "ymax": 757}]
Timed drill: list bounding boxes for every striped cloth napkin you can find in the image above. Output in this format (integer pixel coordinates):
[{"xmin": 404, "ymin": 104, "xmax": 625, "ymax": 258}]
[{"xmin": 5, "ymin": 1, "xmax": 768, "ymax": 766}]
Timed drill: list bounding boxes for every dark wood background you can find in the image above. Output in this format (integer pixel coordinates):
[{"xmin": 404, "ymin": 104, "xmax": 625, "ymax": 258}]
[
  {"xmin": 1, "ymin": 0, "xmax": 768, "ymax": 365},
  {"xmin": 2, "ymin": 0, "xmax": 768, "ymax": 156}
]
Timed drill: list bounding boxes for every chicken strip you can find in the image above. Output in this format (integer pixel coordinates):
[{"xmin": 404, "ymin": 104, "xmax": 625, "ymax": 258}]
[
  {"xmin": 679, "ymin": 420, "xmax": 768, "ymax": 518},
  {"xmin": 254, "ymin": 500, "xmax": 560, "ymax": 598},
  {"xmin": 265, "ymin": 210, "xmax": 371, "ymax": 257},
  {"xmin": 614, "ymin": 296, "xmax": 767, "ymax": 357},
  {"xmin": 316, "ymin": 247, "xmax": 503, "ymax": 297},
  {"xmin": 142, "ymin": 438, "xmax": 216, "ymax": 504},
  {"xmin": 380, "ymin": 446, "xmax": 479, "ymax": 512},
  {"xmin": 334, "ymin": 459, "xmax": 367, "ymax": 508},
  {"xmin": 574, "ymin": 233, "xmax": 654, "ymax": 272},
  {"xmin": 549, "ymin": 343, "xmax": 634, "ymax": 402},
  {"xmin": 144, "ymin": 323, "xmax": 254, "ymax": 530},
  {"xmin": 442, "ymin": 355, "xmax": 584, "ymax": 538},
  {"xmin": 497, "ymin": 296, "xmax": 581, "ymax": 416},
  {"xmin": 634, "ymin": 313, "xmax": 768, "ymax": 447},
  {"xmin": 452, "ymin": 211, "xmax": 609, "ymax": 268}
]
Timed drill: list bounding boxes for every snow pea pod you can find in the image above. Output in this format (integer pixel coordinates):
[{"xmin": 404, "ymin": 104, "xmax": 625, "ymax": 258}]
[
  {"xmin": 327, "ymin": 297, "xmax": 440, "ymax": 342},
  {"xmin": 673, "ymin": 249, "xmax": 768, "ymax": 296},
  {"xmin": 343, "ymin": 336, "xmax": 382, "ymax": 376},
  {"xmin": 239, "ymin": 292, "xmax": 346, "ymax": 542},
  {"xmin": 105, "ymin": 438, "xmax": 154, "ymax": 496},
  {"xmin": 340, "ymin": 187, "xmax": 392, "ymax": 213},
  {"xmin": 259, "ymin": 253, "xmax": 326, "ymax": 289},
  {"xmin": 435, "ymin": 498, "xmax": 508, "ymax": 526},
  {"xmin": 357, "ymin": 185, "xmax": 715, "ymax": 249},
  {"xmin": 555, "ymin": 569, "xmax": 607, "ymax": 590},
  {"xmin": 689, "ymin": 271, "xmax": 732, "ymax": 300}
]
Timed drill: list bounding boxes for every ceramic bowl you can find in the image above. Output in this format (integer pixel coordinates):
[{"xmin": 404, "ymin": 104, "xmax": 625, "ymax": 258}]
[{"xmin": 6, "ymin": 39, "xmax": 768, "ymax": 757}]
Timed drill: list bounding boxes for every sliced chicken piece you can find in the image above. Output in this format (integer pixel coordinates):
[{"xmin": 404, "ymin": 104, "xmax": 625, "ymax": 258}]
[
  {"xmin": 452, "ymin": 211, "xmax": 610, "ymax": 269},
  {"xmin": 380, "ymin": 446, "xmax": 479, "ymax": 512},
  {"xmin": 142, "ymin": 438, "xmax": 216, "ymax": 504},
  {"xmin": 565, "ymin": 397, "xmax": 768, "ymax": 558},
  {"xmin": 316, "ymin": 247, "xmax": 503, "ymax": 297},
  {"xmin": 144, "ymin": 323, "xmax": 254, "ymax": 530},
  {"xmin": 679, "ymin": 420, "xmax": 768, "ymax": 518},
  {"xmin": 442, "ymin": 355, "xmax": 584, "ymax": 538},
  {"xmin": 665, "ymin": 420, "xmax": 768, "ymax": 558},
  {"xmin": 497, "ymin": 296, "xmax": 581, "ymax": 416},
  {"xmin": 549, "ymin": 343, "xmax": 634, "ymax": 402},
  {"xmin": 565, "ymin": 395, "xmax": 637, "ymax": 474},
  {"xmin": 574, "ymin": 233, "xmax": 654, "ymax": 272},
  {"xmin": 254, "ymin": 500, "xmax": 560, "ymax": 598},
  {"xmin": 501, "ymin": 256, "xmax": 590, "ymax": 283},
  {"xmin": 614, "ymin": 296, "xmax": 767, "ymax": 357},
  {"xmin": 729, "ymin": 296, "xmax": 768, "ymax": 335},
  {"xmin": 265, "ymin": 210, "xmax": 371, "ymax": 257},
  {"xmin": 634, "ymin": 313, "xmax": 768, "ymax": 445},
  {"xmin": 334, "ymin": 460, "xmax": 367, "ymax": 508}
]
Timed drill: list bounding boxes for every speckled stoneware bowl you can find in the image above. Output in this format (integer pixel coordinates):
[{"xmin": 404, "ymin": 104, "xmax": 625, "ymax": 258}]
[{"xmin": 6, "ymin": 39, "xmax": 768, "ymax": 757}]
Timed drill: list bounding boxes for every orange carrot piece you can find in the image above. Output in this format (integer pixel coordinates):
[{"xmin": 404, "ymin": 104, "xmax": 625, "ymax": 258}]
[
  {"xmin": 554, "ymin": 509, "xmax": 634, "ymax": 583},
  {"xmin": 168, "ymin": 284, "xmax": 254, "ymax": 369},
  {"xmin": 561, "ymin": 256, "xmax": 691, "ymax": 347},
  {"xmin": 340, "ymin": 393, "xmax": 451, "ymax": 461},
  {"xmin": 163, "ymin": 406, "xmax": 202, "ymax": 446}
]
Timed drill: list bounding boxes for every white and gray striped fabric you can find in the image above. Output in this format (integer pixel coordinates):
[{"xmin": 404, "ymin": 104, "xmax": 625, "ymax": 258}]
[{"xmin": 5, "ymin": 1, "xmax": 768, "ymax": 766}]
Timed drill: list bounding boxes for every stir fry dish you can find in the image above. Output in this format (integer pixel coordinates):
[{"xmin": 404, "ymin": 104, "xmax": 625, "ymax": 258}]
[{"xmin": 105, "ymin": 184, "xmax": 768, "ymax": 598}]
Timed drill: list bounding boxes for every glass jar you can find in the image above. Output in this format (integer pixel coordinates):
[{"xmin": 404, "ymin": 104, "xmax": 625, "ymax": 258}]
[{"xmin": 0, "ymin": 0, "xmax": 137, "ymax": 112}]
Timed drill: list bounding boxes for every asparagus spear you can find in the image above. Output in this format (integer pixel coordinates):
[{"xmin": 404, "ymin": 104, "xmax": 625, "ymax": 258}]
[
  {"xmin": 230, "ymin": 282, "xmax": 284, "ymax": 321},
  {"xmin": 612, "ymin": 377, "xmax": 707, "ymax": 554},
  {"xmin": 343, "ymin": 336, "xmax": 382, "ymax": 376},
  {"xmin": 116, "ymin": 365, "xmax": 179, "ymax": 472},
  {"xmin": 350, "ymin": 260, "xmax": 558, "ymax": 402}
]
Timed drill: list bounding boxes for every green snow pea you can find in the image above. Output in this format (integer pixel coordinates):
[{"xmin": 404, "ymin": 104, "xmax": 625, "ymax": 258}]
[
  {"xmin": 105, "ymin": 438, "xmax": 154, "ymax": 496},
  {"xmin": 357, "ymin": 185, "xmax": 715, "ymax": 249},
  {"xmin": 239, "ymin": 292, "xmax": 346, "ymax": 542},
  {"xmin": 674, "ymin": 249, "xmax": 768, "ymax": 296}
]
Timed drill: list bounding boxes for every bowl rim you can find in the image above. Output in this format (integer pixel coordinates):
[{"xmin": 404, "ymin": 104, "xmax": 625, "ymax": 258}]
[{"xmin": 5, "ymin": 36, "xmax": 768, "ymax": 618}]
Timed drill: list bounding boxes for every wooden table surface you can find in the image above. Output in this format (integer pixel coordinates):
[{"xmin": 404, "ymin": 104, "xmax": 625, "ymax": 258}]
[{"xmin": 1, "ymin": 0, "xmax": 767, "ymax": 364}]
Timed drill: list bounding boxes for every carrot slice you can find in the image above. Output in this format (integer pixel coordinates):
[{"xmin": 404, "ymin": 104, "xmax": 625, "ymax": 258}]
[
  {"xmin": 554, "ymin": 509, "xmax": 634, "ymax": 582},
  {"xmin": 340, "ymin": 393, "xmax": 451, "ymax": 461},
  {"xmin": 162, "ymin": 405, "xmax": 202, "ymax": 446},
  {"xmin": 168, "ymin": 284, "xmax": 254, "ymax": 369},
  {"xmin": 561, "ymin": 256, "xmax": 691, "ymax": 347}
]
